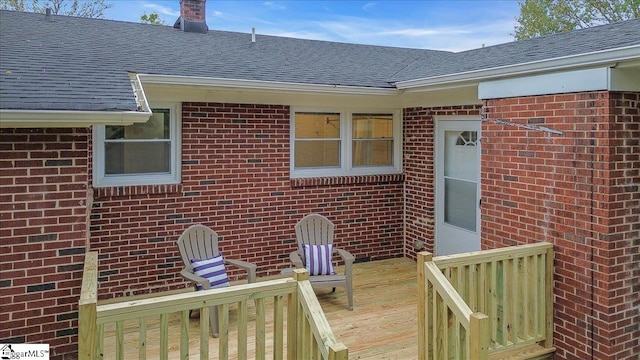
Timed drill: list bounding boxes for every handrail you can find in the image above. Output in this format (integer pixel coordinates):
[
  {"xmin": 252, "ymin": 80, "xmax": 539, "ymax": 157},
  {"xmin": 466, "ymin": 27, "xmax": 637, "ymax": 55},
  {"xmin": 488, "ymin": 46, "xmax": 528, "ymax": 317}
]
[
  {"xmin": 78, "ymin": 252, "xmax": 348, "ymax": 360},
  {"xmin": 292, "ymin": 269, "xmax": 348, "ymax": 360},
  {"xmin": 434, "ymin": 243, "xmax": 554, "ymax": 350},
  {"xmin": 433, "ymin": 243, "xmax": 552, "ymax": 269},
  {"xmin": 424, "ymin": 262, "xmax": 473, "ymax": 328},
  {"xmin": 418, "ymin": 243, "xmax": 554, "ymax": 360},
  {"xmin": 419, "ymin": 252, "xmax": 488, "ymax": 360}
]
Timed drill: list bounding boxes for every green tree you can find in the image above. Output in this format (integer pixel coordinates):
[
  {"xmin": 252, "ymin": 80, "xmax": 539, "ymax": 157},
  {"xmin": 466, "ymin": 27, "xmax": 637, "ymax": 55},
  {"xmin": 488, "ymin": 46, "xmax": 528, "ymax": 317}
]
[
  {"xmin": 0, "ymin": 0, "xmax": 112, "ymax": 18},
  {"xmin": 140, "ymin": 11, "xmax": 166, "ymax": 25},
  {"xmin": 513, "ymin": 0, "xmax": 640, "ymax": 40}
]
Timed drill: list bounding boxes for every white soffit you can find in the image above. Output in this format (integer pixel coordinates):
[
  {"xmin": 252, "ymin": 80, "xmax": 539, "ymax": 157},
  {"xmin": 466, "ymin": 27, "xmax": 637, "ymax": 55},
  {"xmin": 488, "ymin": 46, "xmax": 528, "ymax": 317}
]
[{"xmin": 478, "ymin": 67, "xmax": 640, "ymax": 99}]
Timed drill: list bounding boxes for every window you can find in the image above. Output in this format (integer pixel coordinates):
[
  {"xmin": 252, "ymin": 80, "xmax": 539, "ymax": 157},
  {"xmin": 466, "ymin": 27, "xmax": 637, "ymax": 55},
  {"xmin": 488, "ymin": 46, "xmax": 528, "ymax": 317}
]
[
  {"xmin": 294, "ymin": 112, "xmax": 341, "ymax": 168},
  {"xmin": 291, "ymin": 109, "xmax": 401, "ymax": 178},
  {"xmin": 352, "ymin": 113, "xmax": 393, "ymax": 167},
  {"xmin": 93, "ymin": 105, "xmax": 181, "ymax": 187}
]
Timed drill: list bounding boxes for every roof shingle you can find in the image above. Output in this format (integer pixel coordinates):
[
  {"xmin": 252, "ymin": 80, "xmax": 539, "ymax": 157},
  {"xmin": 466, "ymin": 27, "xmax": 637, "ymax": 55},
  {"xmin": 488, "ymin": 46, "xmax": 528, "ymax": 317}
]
[{"xmin": 1, "ymin": 10, "xmax": 638, "ymax": 112}]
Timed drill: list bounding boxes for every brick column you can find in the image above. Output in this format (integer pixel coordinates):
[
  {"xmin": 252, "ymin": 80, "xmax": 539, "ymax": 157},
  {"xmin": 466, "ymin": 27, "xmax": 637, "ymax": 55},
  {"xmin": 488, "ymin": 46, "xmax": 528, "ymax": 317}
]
[
  {"xmin": 481, "ymin": 91, "xmax": 639, "ymax": 360},
  {"xmin": 1, "ymin": 128, "xmax": 90, "ymax": 360}
]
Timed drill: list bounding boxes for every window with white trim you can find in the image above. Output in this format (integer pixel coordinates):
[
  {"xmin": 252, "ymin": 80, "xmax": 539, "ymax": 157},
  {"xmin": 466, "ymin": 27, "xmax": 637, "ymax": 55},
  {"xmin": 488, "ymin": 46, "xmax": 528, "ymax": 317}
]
[
  {"xmin": 93, "ymin": 104, "xmax": 181, "ymax": 187},
  {"xmin": 291, "ymin": 109, "xmax": 402, "ymax": 178}
]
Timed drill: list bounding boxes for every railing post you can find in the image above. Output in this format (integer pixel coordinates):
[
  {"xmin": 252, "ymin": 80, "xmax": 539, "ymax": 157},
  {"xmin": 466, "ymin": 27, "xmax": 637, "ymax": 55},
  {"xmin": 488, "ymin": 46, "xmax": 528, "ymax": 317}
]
[
  {"xmin": 544, "ymin": 246, "xmax": 554, "ymax": 348},
  {"xmin": 290, "ymin": 269, "xmax": 308, "ymax": 360},
  {"xmin": 78, "ymin": 252, "xmax": 99, "ymax": 360},
  {"xmin": 328, "ymin": 343, "xmax": 348, "ymax": 360},
  {"xmin": 417, "ymin": 252, "xmax": 432, "ymax": 360},
  {"xmin": 469, "ymin": 312, "xmax": 489, "ymax": 360}
]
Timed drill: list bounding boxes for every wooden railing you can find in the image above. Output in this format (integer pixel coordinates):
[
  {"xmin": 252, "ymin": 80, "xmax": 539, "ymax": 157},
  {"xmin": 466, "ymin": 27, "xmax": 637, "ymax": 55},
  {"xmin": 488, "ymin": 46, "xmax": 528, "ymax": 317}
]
[
  {"xmin": 418, "ymin": 243, "xmax": 555, "ymax": 360},
  {"xmin": 79, "ymin": 252, "xmax": 348, "ymax": 360}
]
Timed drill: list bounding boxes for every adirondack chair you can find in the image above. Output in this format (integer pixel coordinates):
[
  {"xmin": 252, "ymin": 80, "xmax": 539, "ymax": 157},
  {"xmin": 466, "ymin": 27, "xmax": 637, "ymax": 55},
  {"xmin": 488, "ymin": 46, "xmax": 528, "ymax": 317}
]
[
  {"xmin": 290, "ymin": 214, "xmax": 354, "ymax": 310},
  {"xmin": 177, "ymin": 224, "xmax": 257, "ymax": 337}
]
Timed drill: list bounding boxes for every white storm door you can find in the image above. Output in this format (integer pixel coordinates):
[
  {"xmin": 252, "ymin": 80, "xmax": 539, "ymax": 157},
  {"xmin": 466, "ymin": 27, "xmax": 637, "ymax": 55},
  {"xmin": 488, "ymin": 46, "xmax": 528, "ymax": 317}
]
[{"xmin": 435, "ymin": 119, "xmax": 481, "ymax": 256}]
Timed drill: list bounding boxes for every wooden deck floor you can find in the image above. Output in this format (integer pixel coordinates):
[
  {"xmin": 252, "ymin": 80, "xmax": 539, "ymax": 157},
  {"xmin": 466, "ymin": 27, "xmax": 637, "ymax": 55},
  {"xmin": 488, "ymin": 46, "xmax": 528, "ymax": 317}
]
[{"xmin": 101, "ymin": 257, "xmax": 418, "ymax": 359}]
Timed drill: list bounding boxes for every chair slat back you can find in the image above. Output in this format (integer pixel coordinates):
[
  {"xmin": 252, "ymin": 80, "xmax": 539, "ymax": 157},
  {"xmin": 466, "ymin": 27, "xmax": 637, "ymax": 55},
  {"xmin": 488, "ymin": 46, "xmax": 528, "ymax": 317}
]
[
  {"xmin": 177, "ymin": 224, "xmax": 221, "ymax": 264},
  {"xmin": 295, "ymin": 214, "xmax": 335, "ymax": 251}
]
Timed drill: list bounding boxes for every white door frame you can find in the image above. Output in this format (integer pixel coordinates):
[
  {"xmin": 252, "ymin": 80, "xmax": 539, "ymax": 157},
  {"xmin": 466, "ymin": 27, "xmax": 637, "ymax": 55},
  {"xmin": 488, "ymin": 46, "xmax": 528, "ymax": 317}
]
[{"xmin": 434, "ymin": 115, "xmax": 482, "ymax": 256}]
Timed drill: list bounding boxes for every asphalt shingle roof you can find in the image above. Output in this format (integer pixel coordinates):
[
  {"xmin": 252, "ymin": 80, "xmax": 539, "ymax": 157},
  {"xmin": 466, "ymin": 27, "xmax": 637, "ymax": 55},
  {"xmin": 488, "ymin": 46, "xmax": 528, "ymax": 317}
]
[
  {"xmin": 1, "ymin": 10, "xmax": 638, "ymax": 112},
  {"xmin": 390, "ymin": 18, "xmax": 640, "ymax": 82}
]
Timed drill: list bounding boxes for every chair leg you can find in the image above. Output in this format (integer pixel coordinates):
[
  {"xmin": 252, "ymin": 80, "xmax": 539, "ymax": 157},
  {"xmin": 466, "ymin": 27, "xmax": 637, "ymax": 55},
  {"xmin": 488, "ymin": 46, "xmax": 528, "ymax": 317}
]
[{"xmin": 346, "ymin": 280, "xmax": 353, "ymax": 311}]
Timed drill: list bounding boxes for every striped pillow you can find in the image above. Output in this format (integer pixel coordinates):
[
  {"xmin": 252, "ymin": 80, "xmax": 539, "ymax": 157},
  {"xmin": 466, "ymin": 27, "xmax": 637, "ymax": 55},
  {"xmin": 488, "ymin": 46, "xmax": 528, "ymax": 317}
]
[
  {"xmin": 191, "ymin": 254, "xmax": 230, "ymax": 290},
  {"xmin": 303, "ymin": 244, "xmax": 334, "ymax": 276}
]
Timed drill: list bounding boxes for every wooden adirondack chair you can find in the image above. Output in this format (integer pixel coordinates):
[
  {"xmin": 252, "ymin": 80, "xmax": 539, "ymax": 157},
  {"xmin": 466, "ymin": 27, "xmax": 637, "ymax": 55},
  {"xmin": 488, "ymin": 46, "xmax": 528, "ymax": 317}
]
[
  {"xmin": 290, "ymin": 213, "xmax": 354, "ymax": 310},
  {"xmin": 177, "ymin": 224, "xmax": 257, "ymax": 337}
]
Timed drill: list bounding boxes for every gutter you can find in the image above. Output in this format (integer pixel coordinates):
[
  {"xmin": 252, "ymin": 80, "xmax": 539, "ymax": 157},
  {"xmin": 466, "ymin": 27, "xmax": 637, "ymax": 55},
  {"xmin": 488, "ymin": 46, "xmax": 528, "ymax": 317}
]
[
  {"xmin": 395, "ymin": 45, "xmax": 640, "ymax": 90},
  {"xmin": 0, "ymin": 73, "xmax": 152, "ymax": 128},
  {"xmin": 138, "ymin": 74, "xmax": 399, "ymax": 96},
  {"xmin": 0, "ymin": 109, "xmax": 152, "ymax": 128}
]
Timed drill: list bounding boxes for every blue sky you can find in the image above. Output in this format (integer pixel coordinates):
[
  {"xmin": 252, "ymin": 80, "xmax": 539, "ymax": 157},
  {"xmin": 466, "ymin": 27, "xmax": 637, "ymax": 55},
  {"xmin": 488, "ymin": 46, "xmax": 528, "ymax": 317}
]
[{"xmin": 104, "ymin": 1, "xmax": 521, "ymax": 52}]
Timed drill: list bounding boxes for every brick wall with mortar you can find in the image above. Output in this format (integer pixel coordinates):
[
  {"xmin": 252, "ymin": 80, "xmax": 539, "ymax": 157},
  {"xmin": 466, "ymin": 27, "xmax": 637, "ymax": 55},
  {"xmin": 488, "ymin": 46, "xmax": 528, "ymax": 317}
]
[
  {"xmin": 403, "ymin": 105, "xmax": 482, "ymax": 260},
  {"xmin": 89, "ymin": 102, "xmax": 404, "ymax": 300},
  {"xmin": 3, "ymin": 95, "xmax": 635, "ymax": 360},
  {"xmin": 0, "ymin": 128, "xmax": 90, "ymax": 360},
  {"xmin": 481, "ymin": 91, "xmax": 639, "ymax": 360}
]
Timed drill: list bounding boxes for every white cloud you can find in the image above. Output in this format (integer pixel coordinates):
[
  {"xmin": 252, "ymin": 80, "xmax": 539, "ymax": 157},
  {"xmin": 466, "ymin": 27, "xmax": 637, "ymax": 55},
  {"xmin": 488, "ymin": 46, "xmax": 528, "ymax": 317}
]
[
  {"xmin": 263, "ymin": 2, "xmax": 287, "ymax": 10},
  {"xmin": 362, "ymin": 2, "xmax": 378, "ymax": 13},
  {"xmin": 380, "ymin": 28, "xmax": 471, "ymax": 37},
  {"xmin": 189, "ymin": 1, "xmax": 518, "ymax": 52},
  {"xmin": 143, "ymin": 2, "xmax": 179, "ymax": 17}
]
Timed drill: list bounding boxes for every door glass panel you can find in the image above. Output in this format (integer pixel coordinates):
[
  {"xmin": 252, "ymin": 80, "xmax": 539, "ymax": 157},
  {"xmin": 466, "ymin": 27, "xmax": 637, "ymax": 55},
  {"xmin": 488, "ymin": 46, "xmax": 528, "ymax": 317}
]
[
  {"xmin": 444, "ymin": 178, "xmax": 477, "ymax": 231},
  {"xmin": 443, "ymin": 130, "xmax": 478, "ymax": 232},
  {"xmin": 444, "ymin": 130, "xmax": 478, "ymax": 181}
]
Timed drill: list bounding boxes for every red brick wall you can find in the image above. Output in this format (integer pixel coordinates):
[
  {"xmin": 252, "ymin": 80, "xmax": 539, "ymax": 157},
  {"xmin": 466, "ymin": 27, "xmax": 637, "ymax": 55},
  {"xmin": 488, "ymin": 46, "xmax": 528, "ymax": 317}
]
[
  {"xmin": 403, "ymin": 105, "xmax": 482, "ymax": 260},
  {"xmin": 482, "ymin": 91, "xmax": 639, "ymax": 360},
  {"xmin": 180, "ymin": 0, "xmax": 206, "ymax": 21},
  {"xmin": 90, "ymin": 102, "xmax": 404, "ymax": 299},
  {"xmin": 0, "ymin": 128, "xmax": 90, "ymax": 360}
]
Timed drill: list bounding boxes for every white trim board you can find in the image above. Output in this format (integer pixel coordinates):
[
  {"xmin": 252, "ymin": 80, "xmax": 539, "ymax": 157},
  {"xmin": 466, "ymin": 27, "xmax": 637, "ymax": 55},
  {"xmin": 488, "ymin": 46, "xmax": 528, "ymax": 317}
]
[{"xmin": 478, "ymin": 67, "xmax": 640, "ymax": 99}]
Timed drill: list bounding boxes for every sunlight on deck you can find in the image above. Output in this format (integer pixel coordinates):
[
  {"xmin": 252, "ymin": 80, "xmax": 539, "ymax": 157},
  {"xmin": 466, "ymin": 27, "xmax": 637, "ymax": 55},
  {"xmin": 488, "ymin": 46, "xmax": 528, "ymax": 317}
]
[{"xmin": 100, "ymin": 257, "xmax": 417, "ymax": 359}]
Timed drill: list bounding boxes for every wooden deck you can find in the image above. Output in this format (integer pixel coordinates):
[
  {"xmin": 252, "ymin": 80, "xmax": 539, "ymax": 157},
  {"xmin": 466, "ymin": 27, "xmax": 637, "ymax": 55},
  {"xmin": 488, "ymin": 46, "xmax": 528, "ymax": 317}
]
[{"xmin": 100, "ymin": 257, "xmax": 418, "ymax": 359}]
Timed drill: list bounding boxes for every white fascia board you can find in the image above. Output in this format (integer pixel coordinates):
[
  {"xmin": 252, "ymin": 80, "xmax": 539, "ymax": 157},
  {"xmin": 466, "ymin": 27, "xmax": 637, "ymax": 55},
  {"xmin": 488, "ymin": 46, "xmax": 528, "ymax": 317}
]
[
  {"xmin": 478, "ymin": 67, "xmax": 609, "ymax": 99},
  {"xmin": 0, "ymin": 110, "xmax": 152, "ymax": 128},
  {"xmin": 479, "ymin": 66, "xmax": 640, "ymax": 99},
  {"xmin": 395, "ymin": 45, "xmax": 640, "ymax": 90},
  {"xmin": 610, "ymin": 67, "xmax": 640, "ymax": 91},
  {"xmin": 138, "ymin": 74, "xmax": 399, "ymax": 96}
]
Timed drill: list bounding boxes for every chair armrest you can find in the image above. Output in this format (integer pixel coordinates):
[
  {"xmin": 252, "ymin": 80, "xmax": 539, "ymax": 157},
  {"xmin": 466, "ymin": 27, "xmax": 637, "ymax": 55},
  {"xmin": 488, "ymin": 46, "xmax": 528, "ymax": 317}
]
[
  {"xmin": 224, "ymin": 258, "xmax": 257, "ymax": 283},
  {"xmin": 334, "ymin": 248, "xmax": 355, "ymax": 264},
  {"xmin": 290, "ymin": 250, "xmax": 304, "ymax": 269},
  {"xmin": 334, "ymin": 248, "xmax": 355, "ymax": 277},
  {"xmin": 180, "ymin": 267, "xmax": 211, "ymax": 290}
]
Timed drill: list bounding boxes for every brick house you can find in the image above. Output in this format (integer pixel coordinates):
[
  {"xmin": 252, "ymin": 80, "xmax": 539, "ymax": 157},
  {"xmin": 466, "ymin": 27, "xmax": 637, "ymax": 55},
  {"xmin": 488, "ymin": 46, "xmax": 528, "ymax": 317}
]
[{"xmin": 0, "ymin": 1, "xmax": 638, "ymax": 359}]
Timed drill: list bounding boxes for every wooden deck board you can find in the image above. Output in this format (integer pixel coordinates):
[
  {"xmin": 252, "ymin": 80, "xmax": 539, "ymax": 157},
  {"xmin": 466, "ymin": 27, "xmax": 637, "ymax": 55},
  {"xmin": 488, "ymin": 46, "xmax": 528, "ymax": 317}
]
[{"xmin": 100, "ymin": 257, "xmax": 418, "ymax": 359}]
